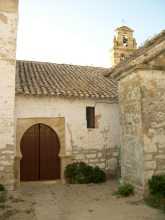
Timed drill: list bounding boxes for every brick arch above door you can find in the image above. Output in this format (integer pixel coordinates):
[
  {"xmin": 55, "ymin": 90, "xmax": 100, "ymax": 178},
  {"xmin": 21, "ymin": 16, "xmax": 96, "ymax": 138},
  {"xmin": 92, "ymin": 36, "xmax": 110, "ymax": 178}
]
[{"xmin": 15, "ymin": 117, "xmax": 72, "ymax": 187}]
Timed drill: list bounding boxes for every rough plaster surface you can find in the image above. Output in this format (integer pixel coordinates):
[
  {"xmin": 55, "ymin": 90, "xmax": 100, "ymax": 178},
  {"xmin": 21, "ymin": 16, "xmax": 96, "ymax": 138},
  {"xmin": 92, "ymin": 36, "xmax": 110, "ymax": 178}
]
[
  {"xmin": 0, "ymin": 0, "xmax": 18, "ymax": 13},
  {"xmin": 15, "ymin": 96, "xmax": 120, "ymax": 178},
  {"xmin": 140, "ymin": 67, "xmax": 165, "ymax": 184},
  {"xmin": 118, "ymin": 51, "xmax": 165, "ymax": 191},
  {"xmin": 0, "ymin": 0, "xmax": 18, "ymax": 189},
  {"xmin": 119, "ymin": 72, "xmax": 144, "ymax": 187}
]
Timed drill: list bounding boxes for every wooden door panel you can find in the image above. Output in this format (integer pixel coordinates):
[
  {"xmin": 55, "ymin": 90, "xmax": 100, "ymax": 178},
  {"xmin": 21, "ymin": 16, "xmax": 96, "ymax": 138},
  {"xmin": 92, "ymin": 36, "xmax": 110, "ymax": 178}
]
[
  {"xmin": 20, "ymin": 123, "xmax": 60, "ymax": 181},
  {"xmin": 20, "ymin": 124, "xmax": 40, "ymax": 181},
  {"xmin": 40, "ymin": 124, "xmax": 60, "ymax": 180}
]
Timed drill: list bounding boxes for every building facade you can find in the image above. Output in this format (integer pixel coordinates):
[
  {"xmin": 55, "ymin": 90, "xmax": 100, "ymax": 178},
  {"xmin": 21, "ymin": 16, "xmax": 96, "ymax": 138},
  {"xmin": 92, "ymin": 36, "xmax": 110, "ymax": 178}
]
[
  {"xmin": 0, "ymin": 0, "xmax": 165, "ymax": 195},
  {"xmin": 14, "ymin": 60, "xmax": 120, "ymax": 186}
]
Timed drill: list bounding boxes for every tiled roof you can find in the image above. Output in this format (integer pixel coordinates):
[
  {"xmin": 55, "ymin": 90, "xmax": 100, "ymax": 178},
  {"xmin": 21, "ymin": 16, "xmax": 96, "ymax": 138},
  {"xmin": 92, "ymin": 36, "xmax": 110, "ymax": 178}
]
[
  {"xmin": 108, "ymin": 29, "xmax": 165, "ymax": 78},
  {"xmin": 16, "ymin": 61, "xmax": 118, "ymax": 99}
]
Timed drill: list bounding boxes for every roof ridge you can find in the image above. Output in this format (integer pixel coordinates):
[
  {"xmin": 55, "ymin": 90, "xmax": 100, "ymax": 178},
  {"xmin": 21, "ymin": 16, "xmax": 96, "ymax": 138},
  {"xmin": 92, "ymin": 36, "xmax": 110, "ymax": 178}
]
[
  {"xmin": 140, "ymin": 29, "xmax": 165, "ymax": 48},
  {"xmin": 16, "ymin": 60, "xmax": 110, "ymax": 70}
]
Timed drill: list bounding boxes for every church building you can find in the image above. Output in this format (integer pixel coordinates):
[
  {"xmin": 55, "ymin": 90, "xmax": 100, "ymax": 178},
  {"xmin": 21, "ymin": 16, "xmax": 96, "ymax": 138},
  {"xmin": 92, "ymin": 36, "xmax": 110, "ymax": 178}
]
[{"xmin": 0, "ymin": 0, "xmax": 165, "ymax": 195}]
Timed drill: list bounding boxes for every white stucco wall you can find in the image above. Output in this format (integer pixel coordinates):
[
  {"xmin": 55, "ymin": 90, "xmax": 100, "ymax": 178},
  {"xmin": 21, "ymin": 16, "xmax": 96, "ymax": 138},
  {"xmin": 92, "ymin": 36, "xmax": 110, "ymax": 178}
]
[
  {"xmin": 16, "ymin": 96, "xmax": 120, "ymax": 176},
  {"xmin": 0, "ymin": 0, "xmax": 18, "ymax": 189}
]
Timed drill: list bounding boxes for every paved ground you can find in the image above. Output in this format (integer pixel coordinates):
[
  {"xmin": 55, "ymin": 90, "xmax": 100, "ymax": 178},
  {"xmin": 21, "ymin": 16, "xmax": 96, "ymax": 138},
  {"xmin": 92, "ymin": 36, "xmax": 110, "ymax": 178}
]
[{"xmin": 0, "ymin": 180, "xmax": 164, "ymax": 220}]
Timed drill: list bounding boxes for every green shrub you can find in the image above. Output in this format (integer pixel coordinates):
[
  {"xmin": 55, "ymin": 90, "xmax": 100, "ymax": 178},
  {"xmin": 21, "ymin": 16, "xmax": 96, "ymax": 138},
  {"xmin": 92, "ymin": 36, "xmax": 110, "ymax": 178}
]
[
  {"xmin": 114, "ymin": 182, "xmax": 134, "ymax": 197},
  {"xmin": 145, "ymin": 194, "xmax": 164, "ymax": 209},
  {"xmin": 148, "ymin": 174, "xmax": 165, "ymax": 196},
  {"xmin": 0, "ymin": 184, "xmax": 5, "ymax": 192},
  {"xmin": 145, "ymin": 174, "xmax": 165, "ymax": 212},
  {"xmin": 90, "ymin": 166, "xmax": 106, "ymax": 183},
  {"xmin": 64, "ymin": 162, "xmax": 106, "ymax": 184},
  {"xmin": 145, "ymin": 194, "xmax": 165, "ymax": 212},
  {"xmin": 0, "ymin": 184, "xmax": 6, "ymax": 203}
]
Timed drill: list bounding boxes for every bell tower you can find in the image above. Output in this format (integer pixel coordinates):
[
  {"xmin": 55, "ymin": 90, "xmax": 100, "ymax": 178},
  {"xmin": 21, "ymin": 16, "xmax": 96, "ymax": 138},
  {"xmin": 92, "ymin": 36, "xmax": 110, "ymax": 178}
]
[{"xmin": 110, "ymin": 26, "xmax": 137, "ymax": 67}]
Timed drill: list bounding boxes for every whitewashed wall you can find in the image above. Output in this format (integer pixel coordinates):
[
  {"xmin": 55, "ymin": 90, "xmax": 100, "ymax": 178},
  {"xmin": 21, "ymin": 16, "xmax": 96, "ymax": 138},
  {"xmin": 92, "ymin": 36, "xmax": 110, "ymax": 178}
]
[
  {"xmin": 16, "ymin": 96, "xmax": 120, "ymax": 176},
  {"xmin": 0, "ymin": 0, "xmax": 18, "ymax": 190}
]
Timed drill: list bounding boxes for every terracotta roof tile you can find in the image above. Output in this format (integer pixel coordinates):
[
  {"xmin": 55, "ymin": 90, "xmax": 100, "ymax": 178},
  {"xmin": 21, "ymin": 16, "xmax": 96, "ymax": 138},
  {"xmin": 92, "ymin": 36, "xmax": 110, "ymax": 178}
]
[{"xmin": 16, "ymin": 61, "xmax": 117, "ymax": 99}]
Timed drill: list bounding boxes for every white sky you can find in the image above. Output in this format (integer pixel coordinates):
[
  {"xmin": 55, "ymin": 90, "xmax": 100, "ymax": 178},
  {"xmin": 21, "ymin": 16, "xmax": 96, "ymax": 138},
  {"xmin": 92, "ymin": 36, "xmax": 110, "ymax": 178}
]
[{"xmin": 16, "ymin": 0, "xmax": 165, "ymax": 67}]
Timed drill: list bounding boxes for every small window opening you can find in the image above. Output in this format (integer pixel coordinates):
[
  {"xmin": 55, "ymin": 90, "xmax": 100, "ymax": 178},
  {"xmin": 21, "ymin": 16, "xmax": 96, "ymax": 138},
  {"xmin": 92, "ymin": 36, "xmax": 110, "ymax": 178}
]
[
  {"xmin": 120, "ymin": 53, "xmax": 125, "ymax": 61},
  {"xmin": 123, "ymin": 34, "xmax": 128, "ymax": 47},
  {"xmin": 86, "ymin": 107, "xmax": 95, "ymax": 128}
]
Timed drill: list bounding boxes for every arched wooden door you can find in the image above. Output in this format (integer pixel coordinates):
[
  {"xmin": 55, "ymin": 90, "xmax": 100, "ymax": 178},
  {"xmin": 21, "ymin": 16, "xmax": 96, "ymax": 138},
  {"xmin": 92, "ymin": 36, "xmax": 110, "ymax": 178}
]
[{"xmin": 20, "ymin": 124, "xmax": 60, "ymax": 181}]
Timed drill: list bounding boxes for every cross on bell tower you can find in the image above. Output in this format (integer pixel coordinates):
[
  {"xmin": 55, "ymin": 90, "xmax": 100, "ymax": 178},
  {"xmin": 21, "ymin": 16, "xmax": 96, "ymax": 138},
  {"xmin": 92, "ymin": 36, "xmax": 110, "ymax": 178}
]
[
  {"xmin": 122, "ymin": 18, "xmax": 126, "ymax": 26},
  {"xmin": 110, "ymin": 26, "xmax": 137, "ymax": 67}
]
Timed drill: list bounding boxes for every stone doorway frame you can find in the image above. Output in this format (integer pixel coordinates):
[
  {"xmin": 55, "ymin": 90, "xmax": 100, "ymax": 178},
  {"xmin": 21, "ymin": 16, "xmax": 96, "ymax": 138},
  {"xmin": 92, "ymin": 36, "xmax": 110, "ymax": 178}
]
[{"xmin": 14, "ymin": 117, "xmax": 72, "ymax": 187}]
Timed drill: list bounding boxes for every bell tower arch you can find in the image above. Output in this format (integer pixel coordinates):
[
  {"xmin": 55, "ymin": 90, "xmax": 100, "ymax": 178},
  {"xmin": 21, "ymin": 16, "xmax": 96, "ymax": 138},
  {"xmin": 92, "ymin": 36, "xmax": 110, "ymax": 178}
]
[{"xmin": 110, "ymin": 26, "xmax": 137, "ymax": 66}]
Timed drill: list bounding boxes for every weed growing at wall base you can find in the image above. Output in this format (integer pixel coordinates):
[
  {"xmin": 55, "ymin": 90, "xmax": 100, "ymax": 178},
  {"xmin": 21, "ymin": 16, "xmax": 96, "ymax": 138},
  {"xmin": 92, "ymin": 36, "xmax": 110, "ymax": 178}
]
[{"xmin": 113, "ymin": 182, "xmax": 134, "ymax": 197}]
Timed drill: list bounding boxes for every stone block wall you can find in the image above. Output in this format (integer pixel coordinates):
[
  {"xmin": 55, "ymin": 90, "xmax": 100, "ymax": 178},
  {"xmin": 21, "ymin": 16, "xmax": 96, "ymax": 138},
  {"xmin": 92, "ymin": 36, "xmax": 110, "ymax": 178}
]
[
  {"xmin": 0, "ymin": 0, "xmax": 18, "ymax": 190},
  {"xmin": 140, "ymin": 68, "xmax": 165, "ymax": 186},
  {"xmin": 118, "ymin": 71, "xmax": 144, "ymax": 187},
  {"xmin": 118, "ymin": 64, "xmax": 165, "ymax": 192},
  {"xmin": 73, "ymin": 145, "xmax": 120, "ymax": 177}
]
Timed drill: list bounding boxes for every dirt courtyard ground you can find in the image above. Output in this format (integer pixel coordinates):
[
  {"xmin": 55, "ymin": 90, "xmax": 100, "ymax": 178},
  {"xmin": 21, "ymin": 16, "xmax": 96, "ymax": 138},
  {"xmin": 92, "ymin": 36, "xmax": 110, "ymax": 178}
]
[{"xmin": 0, "ymin": 180, "xmax": 164, "ymax": 220}]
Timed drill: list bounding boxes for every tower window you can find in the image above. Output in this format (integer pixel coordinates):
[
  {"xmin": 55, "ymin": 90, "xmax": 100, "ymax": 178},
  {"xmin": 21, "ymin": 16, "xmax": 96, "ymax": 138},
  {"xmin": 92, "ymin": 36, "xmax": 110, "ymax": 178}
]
[
  {"xmin": 123, "ymin": 34, "xmax": 128, "ymax": 47},
  {"xmin": 86, "ymin": 107, "xmax": 95, "ymax": 128},
  {"xmin": 120, "ymin": 53, "xmax": 125, "ymax": 61}
]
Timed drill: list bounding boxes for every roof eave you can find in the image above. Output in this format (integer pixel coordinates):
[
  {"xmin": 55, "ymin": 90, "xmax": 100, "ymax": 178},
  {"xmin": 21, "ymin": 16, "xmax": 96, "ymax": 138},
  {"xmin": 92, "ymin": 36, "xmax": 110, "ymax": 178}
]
[
  {"xmin": 111, "ymin": 40, "xmax": 165, "ymax": 80},
  {"xmin": 113, "ymin": 64, "xmax": 165, "ymax": 81}
]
